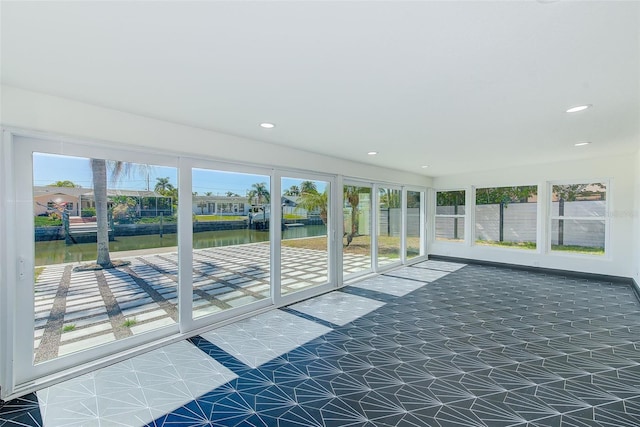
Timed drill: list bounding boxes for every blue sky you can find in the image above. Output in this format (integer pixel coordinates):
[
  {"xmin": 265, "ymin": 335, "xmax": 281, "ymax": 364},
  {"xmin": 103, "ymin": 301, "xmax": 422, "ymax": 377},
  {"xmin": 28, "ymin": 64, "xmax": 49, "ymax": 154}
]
[{"xmin": 34, "ymin": 153, "xmax": 327, "ymax": 196}]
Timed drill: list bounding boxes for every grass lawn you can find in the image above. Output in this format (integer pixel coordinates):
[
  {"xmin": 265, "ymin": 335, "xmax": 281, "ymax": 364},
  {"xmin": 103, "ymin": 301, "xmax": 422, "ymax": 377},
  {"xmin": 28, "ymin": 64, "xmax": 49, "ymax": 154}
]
[
  {"xmin": 282, "ymin": 235, "xmax": 420, "ymax": 258},
  {"xmin": 475, "ymin": 240, "xmax": 537, "ymax": 250},
  {"xmin": 194, "ymin": 215, "xmax": 246, "ymax": 221},
  {"xmin": 551, "ymin": 244, "xmax": 605, "ymax": 255},
  {"xmin": 284, "ymin": 214, "xmax": 306, "ymax": 220},
  {"xmin": 34, "ymin": 266, "xmax": 44, "ymax": 282},
  {"xmin": 34, "ymin": 216, "xmax": 62, "ymax": 227},
  {"xmin": 475, "ymin": 240, "xmax": 604, "ymax": 255}
]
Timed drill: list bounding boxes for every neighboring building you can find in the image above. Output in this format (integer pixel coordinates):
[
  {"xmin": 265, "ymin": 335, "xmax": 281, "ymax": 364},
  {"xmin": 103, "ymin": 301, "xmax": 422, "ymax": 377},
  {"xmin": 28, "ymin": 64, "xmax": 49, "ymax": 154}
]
[
  {"xmin": 192, "ymin": 195, "xmax": 250, "ymax": 216},
  {"xmin": 33, "ymin": 186, "xmax": 173, "ymax": 217},
  {"xmin": 33, "ymin": 186, "xmax": 87, "ymax": 216}
]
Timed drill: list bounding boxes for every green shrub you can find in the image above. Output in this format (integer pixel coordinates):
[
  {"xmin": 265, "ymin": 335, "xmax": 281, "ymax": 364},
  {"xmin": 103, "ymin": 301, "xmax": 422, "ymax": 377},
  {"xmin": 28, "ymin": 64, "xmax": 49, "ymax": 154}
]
[
  {"xmin": 34, "ymin": 216, "xmax": 62, "ymax": 227},
  {"xmin": 81, "ymin": 208, "xmax": 96, "ymax": 217}
]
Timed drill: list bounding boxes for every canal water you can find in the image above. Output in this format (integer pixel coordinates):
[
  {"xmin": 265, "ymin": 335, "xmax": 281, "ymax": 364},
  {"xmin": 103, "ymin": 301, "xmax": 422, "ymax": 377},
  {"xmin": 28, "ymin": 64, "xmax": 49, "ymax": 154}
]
[{"xmin": 35, "ymin": 225, "xmax": 327, "ymax": 266}]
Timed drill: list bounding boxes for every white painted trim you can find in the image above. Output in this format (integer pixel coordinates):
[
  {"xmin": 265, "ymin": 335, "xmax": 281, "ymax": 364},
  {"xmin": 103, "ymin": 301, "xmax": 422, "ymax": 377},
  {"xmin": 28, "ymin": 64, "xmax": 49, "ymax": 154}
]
[
  {"xmin": 178, "ymin": 157, "xmax": 194, "ymax": 332},
  {"xmin": 0, "ymin": 131, "xmax": 16, "ymax": 400},
  {"xmin": 271, "ymin": 171, "xmax": 283, "ymax": 307},
  {"xmin": 334, "ymin": 175, "xmax": 344, "ymax": 288},
  {"xmin": 401, "ymin": 187, "xmax": 407, "ymax": 265},
  {"xmin": 342, "ymin": 180, "xmax": 375, "ymax": 281},
  {"xmin": 0, "ymin": 126, "xmax": 429, "ymax": 398}
]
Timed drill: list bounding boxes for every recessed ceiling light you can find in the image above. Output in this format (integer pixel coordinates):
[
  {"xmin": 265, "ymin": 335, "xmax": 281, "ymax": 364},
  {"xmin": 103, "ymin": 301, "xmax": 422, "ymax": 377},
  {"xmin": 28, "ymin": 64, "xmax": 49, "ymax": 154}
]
[
  {"xmin": 421, "ymin": 165, "xmax": 429, "ymax": 169},
  {"xmin": 566, "ymin": 104, "xmax": 592, "ymax": 113},
  {"xmin": 367, "ymin": 151, "xmax": 378, "ymax": 156},
  {"xmin": 574, "ymin": 141, "xmax": 591, "ymax": 147},
  {"xmin": 260, "ymin": 122, "xmax": 275, "ymax": 129}
]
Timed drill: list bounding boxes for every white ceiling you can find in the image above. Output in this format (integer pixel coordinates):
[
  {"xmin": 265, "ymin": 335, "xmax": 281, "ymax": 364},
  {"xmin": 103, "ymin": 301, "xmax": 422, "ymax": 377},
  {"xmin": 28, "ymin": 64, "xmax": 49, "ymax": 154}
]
[{"xmin": 2, "ymin": 1, "xmax": 639, "ymax": 177}]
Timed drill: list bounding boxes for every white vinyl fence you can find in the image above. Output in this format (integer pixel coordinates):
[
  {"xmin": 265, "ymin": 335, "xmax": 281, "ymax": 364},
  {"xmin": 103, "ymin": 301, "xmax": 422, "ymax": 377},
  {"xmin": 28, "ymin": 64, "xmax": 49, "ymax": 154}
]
[{"xmin": 436, "ymin": 201, "xmax": 605, "ymax": 248}]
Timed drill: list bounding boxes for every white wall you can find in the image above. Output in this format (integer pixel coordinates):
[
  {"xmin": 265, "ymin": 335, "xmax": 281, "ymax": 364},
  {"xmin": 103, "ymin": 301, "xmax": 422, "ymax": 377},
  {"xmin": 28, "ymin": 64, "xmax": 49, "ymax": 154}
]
[
  {"xmin": 431, "ymin": 155, "xmax": 637, "ymax": 278},
  {"xmin": 634, "ymin": 150, "xmax": 640, "ymax": 284},
  {"xmin": 0, "ymin": 85, "xmax": 431, "ymax": 187}
]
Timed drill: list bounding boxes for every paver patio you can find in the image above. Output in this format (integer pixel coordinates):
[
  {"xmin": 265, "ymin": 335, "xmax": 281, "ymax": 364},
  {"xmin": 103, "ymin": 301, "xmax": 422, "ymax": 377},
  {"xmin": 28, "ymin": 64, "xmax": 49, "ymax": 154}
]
[{"xmin": 33, "ymin": 242, "xmax": 375, "ymax": 363}]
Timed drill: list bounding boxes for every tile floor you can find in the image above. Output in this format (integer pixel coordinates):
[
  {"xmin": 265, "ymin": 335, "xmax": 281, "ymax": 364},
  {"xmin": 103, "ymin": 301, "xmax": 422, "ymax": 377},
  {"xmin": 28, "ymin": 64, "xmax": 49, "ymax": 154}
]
[{"xmin": 3, "ymin": 260, "xmax": 640, "ymax": 426}]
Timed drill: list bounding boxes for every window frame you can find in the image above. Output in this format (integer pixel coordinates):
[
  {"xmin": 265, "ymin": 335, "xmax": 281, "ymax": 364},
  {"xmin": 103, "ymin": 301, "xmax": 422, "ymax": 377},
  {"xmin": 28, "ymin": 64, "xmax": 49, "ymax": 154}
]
[
  {"xmin": 434, "ymin": 189, "xmax": 467, "ymax": 243},
  {"xmin": 404, "ymin": 186, "xmax": 426, "ymax": 261},
  {"xmin": 473, "ymin": 184, "xmax": 539, "ymax": 251},
  {"xmin": 547, "ymin": 179, "xmax": 610, "ymax": 258}
]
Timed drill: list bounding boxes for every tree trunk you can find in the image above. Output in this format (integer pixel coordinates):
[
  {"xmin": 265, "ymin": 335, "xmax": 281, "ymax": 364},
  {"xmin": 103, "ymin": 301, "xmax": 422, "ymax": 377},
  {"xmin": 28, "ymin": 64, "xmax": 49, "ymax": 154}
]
[
  {"xmin": 91, "ymin": 158, "xmax": 113, "ymax": 268},
  {"xmin": 499, "ymin": 201, "xmax": 504, "ymax": 242},
  {"xmin": 351, "ymin": 205, "xmax": 358, "ymax": 236}
]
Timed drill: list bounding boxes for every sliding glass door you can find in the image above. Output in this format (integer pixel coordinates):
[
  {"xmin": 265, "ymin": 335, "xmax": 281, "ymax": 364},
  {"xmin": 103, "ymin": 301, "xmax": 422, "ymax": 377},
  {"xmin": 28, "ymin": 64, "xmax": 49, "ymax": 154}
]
[
  {"xmin": 190, "ymin": 168, "xmax": 272, "ymax": 320},
  {"xmin": 343, "ymin": 183, "xmax": 373, "ymax": 279},
  {"xmin": 14, "ymin": 137, "xmax": 181, "ymax": 384},
  {"xmin": 5, "ymin": 132, "xmax": 421, "ymax": 398},
  {"xmin": 405, "ymin": 189, "xmax": 425, "ymax": 261},
  {"xmin": 280, "ymin": 175, "xmax": 332, "ymax": 297},
  {"xmin": 376, "ymin": 186, "xmax": 402, "ymax": 270}
]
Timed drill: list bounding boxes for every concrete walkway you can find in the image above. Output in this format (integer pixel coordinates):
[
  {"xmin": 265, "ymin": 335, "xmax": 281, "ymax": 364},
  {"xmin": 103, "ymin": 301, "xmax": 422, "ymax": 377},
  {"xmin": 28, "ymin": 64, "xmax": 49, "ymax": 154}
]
[{"xmin": 33, "ymin": 242, "xmax": 373, "ymax": 363}]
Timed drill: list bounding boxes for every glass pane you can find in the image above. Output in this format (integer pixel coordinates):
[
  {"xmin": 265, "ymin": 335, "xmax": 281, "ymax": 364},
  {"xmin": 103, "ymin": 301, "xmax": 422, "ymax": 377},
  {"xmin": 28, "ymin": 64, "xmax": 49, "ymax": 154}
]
[
  {"xmin": 436, "ymin": 190, "xmax": 466, "ymax": 215},
  {"xmin": 551, "ymin": 183, "xmax": 607, "ymax": 217},
  {"xmin": 378, "ymin": 187, "xmax": 402, "ymax": 267},
  {"xmin": 281, "ymin": 178, "xmax": 330, "ymax": 295},
  {"xmin": 551, "ymin": 219, "xmax": 605, "ymax": 255},
  {"xmin": 343, "ymin": 185, "xmax": 372, "ymax": 277},
  {"xmin": 191, "ymin": 169, "xmax": 271, "ymax": 318},
  {"xmin": 550, "ymin": 183, "xmax": 606, "ymax": 255},
  {"xmin": 475, "ymin": 185, "xmax": 537, "ymax": 249},
  {"xmin": 435, "ymin": 217, "xmax": 465, "ymax": 241},
  {"xmin": 406, "ymin": 190, "xmax": 422, "ymax": 259},
  {"xmin": 33, "ymin": 153, "xmax": 178, "ymax": 364}
]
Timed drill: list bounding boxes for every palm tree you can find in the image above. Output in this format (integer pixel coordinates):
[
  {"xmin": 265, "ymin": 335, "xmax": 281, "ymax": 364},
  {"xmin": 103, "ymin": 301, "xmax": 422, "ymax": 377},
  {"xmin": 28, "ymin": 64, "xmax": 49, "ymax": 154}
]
[
  {"xmin": 284, "ymin": 185, "xmax": 300, "ymax": 196},
  {"xmin": 297, "ymin": 189, "xmax": 329, "ymax": 225},
  {"xmin": 154, "ymin": 177, "xmax": 174, "ymax": 194},
  {"xmin": 248, "ymin": 182, "xmax": 270, "ymax": 205},
  {"xmin": 300, "ymin": 180, "xmax": 317, "ymax": 195},
  {"xmin": 91, "ymin": 159, "xmax": 138, "ymax": 268},
  {"xmin": 91, "ymin": 159, "xmax": 114, "ymax": 268},
  {"xmin": 344, "ymin": 186, "xmax": 364, "ymax": 245}
]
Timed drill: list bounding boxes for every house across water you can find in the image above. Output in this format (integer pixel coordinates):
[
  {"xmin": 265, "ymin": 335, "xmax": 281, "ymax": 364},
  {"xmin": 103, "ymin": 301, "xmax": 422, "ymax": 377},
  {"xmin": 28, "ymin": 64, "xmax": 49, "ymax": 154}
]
[{"xmin": 34, "ymin": 186, "xmax": 174, "ymax": 218}]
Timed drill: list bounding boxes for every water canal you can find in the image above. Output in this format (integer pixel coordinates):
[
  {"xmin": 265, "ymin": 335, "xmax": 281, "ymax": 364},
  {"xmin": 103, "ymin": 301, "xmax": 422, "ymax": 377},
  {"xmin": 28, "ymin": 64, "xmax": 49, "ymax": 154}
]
[{"xmin": 35, "ymin": 225, "xmax": 327, "ymax": 266}]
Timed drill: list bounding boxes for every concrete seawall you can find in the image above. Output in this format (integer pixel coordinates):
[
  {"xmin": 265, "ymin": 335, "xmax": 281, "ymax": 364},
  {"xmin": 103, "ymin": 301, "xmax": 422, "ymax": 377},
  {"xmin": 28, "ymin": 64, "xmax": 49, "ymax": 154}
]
[{"xmin": 35, "ymin": 220, "xmax": 249, "ymax": 241}]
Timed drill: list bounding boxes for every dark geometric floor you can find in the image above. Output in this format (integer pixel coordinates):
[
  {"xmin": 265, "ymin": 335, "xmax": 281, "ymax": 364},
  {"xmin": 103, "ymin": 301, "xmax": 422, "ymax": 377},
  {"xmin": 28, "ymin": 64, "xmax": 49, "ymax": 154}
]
[{"xmin": 2, "ymin": 261, "xmax": 640, "ymax": 426}]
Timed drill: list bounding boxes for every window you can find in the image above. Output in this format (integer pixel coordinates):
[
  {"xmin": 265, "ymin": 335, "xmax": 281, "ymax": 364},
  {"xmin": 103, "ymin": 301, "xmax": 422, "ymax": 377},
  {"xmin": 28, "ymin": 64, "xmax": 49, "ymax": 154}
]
[
  {"xmin": 550, "ymin": 182, "xmax": 607, "ymax": 255},
  {"xmin": 435, "ymin": 190, "xmax": 465, "ymax": 242},
  {"xmin": 343, "ymin": 184, "xmax": 372, "ymax": 278},
  {"xmin": 192, "ymin": 168, "xmax": 271, "ymax": 318},
  {"xmin": 377, "ymin": 187, "xmax": 402, "ymax": 267},
  {"xmin": 406, "ymin": 190, "xmax": 423, "ymax": 259},
  {"xmin": 32, "ymin": 152, "xmax": 179, "ymax": 364},
  {"xmin": 11, "ymin": 133, "xmax": 424, "ymax": 397},
  {"xmin": 281, "ymin": 177, "xmax": 331, "ymax": 295},
  {"xmin": 475, "ymin": 185, "xmax": 537, "ymax": 249}
]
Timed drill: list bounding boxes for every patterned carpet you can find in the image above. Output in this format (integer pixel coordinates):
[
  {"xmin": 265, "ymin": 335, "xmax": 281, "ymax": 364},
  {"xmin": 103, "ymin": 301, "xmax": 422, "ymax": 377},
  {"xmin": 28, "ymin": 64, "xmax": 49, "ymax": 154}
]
[{"xmin": 2, "ymin": 261, "xmax": 640, "ymax": 426}]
